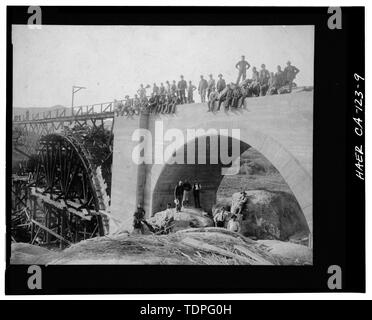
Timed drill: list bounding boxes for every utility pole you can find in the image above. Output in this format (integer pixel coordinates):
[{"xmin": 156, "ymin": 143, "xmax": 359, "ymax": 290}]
[{"xmin": 71, "ymin": 85, "xmax": 86, "ymax": 116}]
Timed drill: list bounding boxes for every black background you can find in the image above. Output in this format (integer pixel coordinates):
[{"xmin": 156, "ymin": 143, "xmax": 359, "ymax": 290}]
[{"xmin": 6, "ymin": 6, "xmax": 365, "ymax": 294}]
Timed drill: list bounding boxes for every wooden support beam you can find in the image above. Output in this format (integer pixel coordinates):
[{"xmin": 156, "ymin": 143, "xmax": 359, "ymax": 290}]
[{"xmin": 31, "ymin": 218, "xmax": 72, "ymax": 246}]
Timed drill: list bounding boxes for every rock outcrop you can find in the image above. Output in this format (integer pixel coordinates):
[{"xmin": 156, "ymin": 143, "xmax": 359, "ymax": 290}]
[{"xmin": 226, "ymin": 190, "xmax": 309, "ymax": 242}]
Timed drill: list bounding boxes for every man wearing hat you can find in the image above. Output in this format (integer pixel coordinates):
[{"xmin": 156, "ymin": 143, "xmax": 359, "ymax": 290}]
[
  {"xmin": 216, "ymin": 74, "xmax": 226, "ymax": 93},
  {"xmin": 207, "ymin": 74, "xmax": 216, "ymax": 100},
  {"xmin": 177, "ymin": 75, "xmax": 187, "ymax": 104},
  {"xmin": 283, "ymin": 61, "xmax": 300, "ymax": 92},
  {"xmin": 133, "ymin": 204, "xmax": 146, "ymax": 234},
  {"xmin": 235, "ymin": 55, "xmax": 251, "ymax": 84},
  {"xmin": 198, "ymin": 75, "xmax": 208, "ymax": 103}
]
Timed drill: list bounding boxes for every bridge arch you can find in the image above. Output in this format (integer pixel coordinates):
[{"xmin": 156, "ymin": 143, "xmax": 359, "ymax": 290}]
[{"xmin": 147, "ymin": 119, "xmax": 312, "ymax": 236}]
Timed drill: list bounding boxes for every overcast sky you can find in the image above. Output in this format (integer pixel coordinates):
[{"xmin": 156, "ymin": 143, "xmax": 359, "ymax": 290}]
[{"xmin": 12, "ymin": 25, "xmax": 314, "ymax": 108}]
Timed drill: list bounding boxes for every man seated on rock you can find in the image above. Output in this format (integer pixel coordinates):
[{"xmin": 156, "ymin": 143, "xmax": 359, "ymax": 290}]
[
  {"xmin": 234, "ymin": 191, "xmax": 249, "ymax": 216},
  {"xmin": 213, "ymin": 207, "xmax": 228, "ymax": 228},
  {"xmin": 227, "ymin": 214, "xmax": 241, "ymax": 233}
]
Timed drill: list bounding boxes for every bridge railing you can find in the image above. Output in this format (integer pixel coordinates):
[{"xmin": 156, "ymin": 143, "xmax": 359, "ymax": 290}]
[{"xmin": 13, "ymin": 99, "xmax": 126, "ymax": 122}]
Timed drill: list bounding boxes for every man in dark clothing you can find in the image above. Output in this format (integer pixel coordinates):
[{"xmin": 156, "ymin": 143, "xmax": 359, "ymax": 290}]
[
  {"xmin": 133, "ymin": 204, "xmax": 146, "ymax": 234},
  {"xmin": 174, "ymin": 181, "xmax": 184, "ymax": 212},
  {"xmin": 148, "ymin": 93, "xmax": 158, "ymax": 114},
  {"xmin": 216, "ymin": 74, "xmax": 226, "ymax": 93},
  {"xmin": 177, "ymin": 75, "xmax": 187, "ymax": 104},
  {"xmin": 259, "ymin": 64, "xmax": 270, "ymax": 96},
  {"xmin": 283, "ymin": 61, "xmax": 300, "ymax": 92},
  {"xmin": 158, "ymin": 94, "xmax": 167, "ymax": 113},
  {"xmin": 198, "ymin": 75, "xmax": 208, "ymax": 103},
  {"xmin": 187, "ymin": 81, "xmax": 197, "ymax": 103},
  {"xmin": 193, "ymin": 180, "xmax": 202, "ymax": 208},
  {"xmin": 231, "ymin": 85, "xmax": 242, "ymax": 108},
  {"xmin": 235, "ymin": 55, "xmax": 251, "ymax": 84}
]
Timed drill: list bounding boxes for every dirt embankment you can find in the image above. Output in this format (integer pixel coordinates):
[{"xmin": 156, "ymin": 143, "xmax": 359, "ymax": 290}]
[{"xmin": 10, "ymin": 227, "xmax": 312, "ymax": 266}]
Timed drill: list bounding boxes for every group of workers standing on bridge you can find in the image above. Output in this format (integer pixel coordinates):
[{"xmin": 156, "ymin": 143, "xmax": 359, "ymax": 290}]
[{"xmin": 115, "ymin": 55, "xmax": 300, "ymax": 117}]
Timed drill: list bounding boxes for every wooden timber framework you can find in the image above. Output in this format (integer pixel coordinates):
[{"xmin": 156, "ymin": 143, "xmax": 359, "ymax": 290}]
[{"xmin": 11, "ymin": 101, "xmax": 116, "ymax": 248}]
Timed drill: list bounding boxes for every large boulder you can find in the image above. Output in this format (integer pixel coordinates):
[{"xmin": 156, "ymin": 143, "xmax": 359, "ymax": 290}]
[
  {"xmin": 147, "ymin": 207, "xmax": 214, "ymax": 233},
  {"xmin": 230, "ymin": 190, "xmax": 309, "ymax": 241}
]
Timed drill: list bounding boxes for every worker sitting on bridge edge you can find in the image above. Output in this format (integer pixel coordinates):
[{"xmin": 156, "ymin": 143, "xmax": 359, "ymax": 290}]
[{"xmin": 207, "ymin": 88, "xmax": 219, "ymax": 112}]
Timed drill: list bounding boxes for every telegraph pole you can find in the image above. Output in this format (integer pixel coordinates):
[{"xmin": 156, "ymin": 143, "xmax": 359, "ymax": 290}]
[{"xmin": 71, "ymin": 85, "xmax": 86, "ymax": 116}]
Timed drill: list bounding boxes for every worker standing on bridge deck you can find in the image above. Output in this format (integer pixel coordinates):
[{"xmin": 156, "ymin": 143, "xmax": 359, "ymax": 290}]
[
  {"xmin": 187, "ymin": 81, "xmax": 196, "ymax": 103},
  {"xmin": 259, "ymin": 64, "xmax": 270, "ymax": 96},
  {"xmin": 137, "ymin": 84, "xmax": 147, "ymax": 99},
  {"xmin": 249, "ymin": 67, "xmax": 260, "ymax": 97},
  {"xmin": 275, "ymin": 65, "xmax": 285, "ymax": 89},
  {"xmin": 133, "ymin": 204, "xmax": 146, "ymax": 235},
  {"xmin": 174, "ymin": 181, "xmax": 184, "ymax": 212},
  {"xmin": 159, "ymin": 83, "xmax": 166, "ymax": 96},
  {"xmin": 283, "ymin": 61, "xmax": 300, "ymax": 93},
  {"xmin": 207, "ymin": 74, "xmax": 216, "ymax": 99},
  {"xmin": 198, "ymin": 75, "xmax": 208, "ymax": 103},
  {"xmin": 177, "ymin": 75, "xmax": 187, "ymax": 104},
  {"xmin": 152, "ymin": 83, "xmax": 159, "ymax": 96},
  {"xmin": 216, "ymin": 74, "xmax": 226, "ymax": 94},
  {"xmin": 171, "ymin": 80, "xmax": 177, "ymax": 96},
  {"xmin": 165, "ymin": 81, "xmax": 171, "ymax": 95},
  {"xmin": 235, "ymin": 55, "xmax": 251, "ymax": 84}
]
